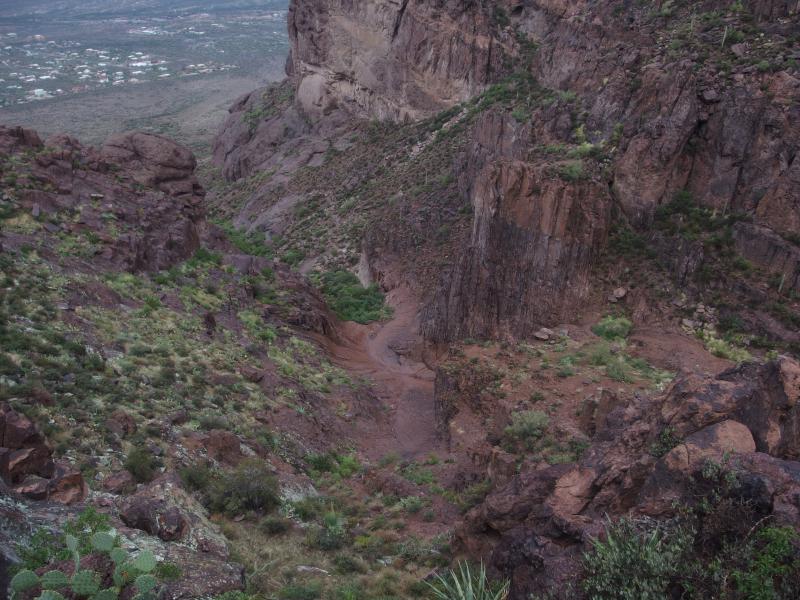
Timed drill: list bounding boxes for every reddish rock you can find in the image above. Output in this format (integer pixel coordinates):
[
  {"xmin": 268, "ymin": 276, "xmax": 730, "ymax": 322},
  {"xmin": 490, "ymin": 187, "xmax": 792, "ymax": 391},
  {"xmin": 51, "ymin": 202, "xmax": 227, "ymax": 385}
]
[
  {"xmin": 103, "ymin": 470, "xmax": 137, "ymax": 495},
  {"xmin": 638, "ymin": 420, "xmax": 757, "ymax": 516},
  {"xmin": 0, "ymin": 127, "xmax": 205, "ymax": 274},
  {"xmin": 661, "ymin": 358, "xmax": 800, "ymax": 459},
  {"xmin": 119, "ymin": 495, "xmax": 189, "ymax": 542},
  {"xmin": 156, "ymin": 506, "xmax": 190, "ymax": 542},
  {"xmin": 1, "ymin": 405, "xmax": 44, "ymax": 449},
  {"xmin": 0, "ymin": 125, "xmax": 42, "ymax": 157},
  {"xmin": 46, "ymin": 464, "xmax": 88, "ymax": 505},
  {"xmin": 99, "ymin": 132, "xmax": 203, "ymax": 201},
  {"xmin": 365, "ymin": 470, "xmax": 419, "ymax": 499},
  {"xmin": 4, "ymin": 446, "xmax": 53, "ymax": 483},
  {"xmin": 422, "ymin": 160, "xmax": 612, "ymax": 341},
  {"xmin": 104, "ymin": 409, "xmax": 137, "ymax": 438},
  {"xmin": 203, "ymin": 430, "xmax": 243, "ymax": 465},
  {"xmin": 13, "ymin": 476, "xmax": 50, "ymax": 501}
]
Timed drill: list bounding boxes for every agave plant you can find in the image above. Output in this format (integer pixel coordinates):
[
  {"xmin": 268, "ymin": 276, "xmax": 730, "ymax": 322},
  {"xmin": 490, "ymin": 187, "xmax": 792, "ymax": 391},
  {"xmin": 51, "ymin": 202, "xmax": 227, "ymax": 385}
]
[{"xmin": 427, "ymin": 561, "xmax": 510, "ymax": 600}]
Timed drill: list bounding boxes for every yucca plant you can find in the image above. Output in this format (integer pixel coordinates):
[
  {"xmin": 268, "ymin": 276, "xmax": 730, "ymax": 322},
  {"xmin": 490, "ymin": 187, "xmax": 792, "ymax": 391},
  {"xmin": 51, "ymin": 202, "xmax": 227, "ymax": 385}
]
[{"xmin": 427, "ymin": 561, "xmax": 510, "ymax": 600}]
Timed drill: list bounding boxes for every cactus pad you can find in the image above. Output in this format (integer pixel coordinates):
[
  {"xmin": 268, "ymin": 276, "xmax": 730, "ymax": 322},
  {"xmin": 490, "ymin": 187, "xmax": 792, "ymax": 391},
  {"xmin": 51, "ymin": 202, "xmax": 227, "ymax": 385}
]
[
  {"xmin": 91, "ymin": 532, "xmax": 115, "ymax": 553},
  {"xmin": 10, "ymin": 569, "xmax": 39, "ymax": 593},
  {"xmin": 91, "ymin": 588, "xmax": 119, "ymax": 600},
  {"xmin": 70, "ymin": 570, "xmax": 100, "ymax": 597},
  {"xmin": 131, "ymin": 550, "xmax": 156, "ymax": 573},
  {"xmin": 41, "ymin": 570, "xmax": 69, "ymax": 590},
  {"xmin": 134, "ymin": 574, "xmax": 157, "ymax": 594}
]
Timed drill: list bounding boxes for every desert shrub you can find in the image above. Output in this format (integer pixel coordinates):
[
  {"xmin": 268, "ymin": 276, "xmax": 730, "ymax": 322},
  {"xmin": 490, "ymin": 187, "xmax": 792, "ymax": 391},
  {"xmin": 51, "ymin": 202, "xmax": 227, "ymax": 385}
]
[
  {"xmin": 179, "ymin": 462, "xmax": 214, "ymax": 492},
  {"xmin": 332, "ymin": 554, "xmax": 367, "ymax": 574},
  {"xmin": 592, "ymin": 315, "xmax": 632, "ymax": 341},
  {"xmin": 731, "ymin": 526, "xmax": 800, "ymax": 600},
  {"xmin": 608, "ymin": 225, "xmax": 653, "ymax": 258},
  {"xmin": 649, "ymin": 427, "xmax": 680, "ymax": 458},
  {"xmin": 605, "ymin": 358, "xmax": 632, "ymax": 383},
  {"xmin": 317, "ymin": 270, "xmax": 391, "ymax": 324},
  {"xmin": 124, "ymin": 447, "xmax": 159, "ymax": 483},
  {"xmin": 259, "ymin": 516, "xmax": 292, "ymax": 535},
  {"xmin": 206, "ymin": 458, "xmax": 280, "ymax": 516},
  {"xmin": 216, "ymin": 221, "xmax": 273, "ymax": 257},
  {"xmin": 306, "ymin": 452, "xmax": 361, "ymax": 479},
  {"xmin": 306, "ymin": 511, "xmax": 347, "ymax": 551},
  {"xmin": 582, "ymin": 518, "xmax": 691, "ymax": 600},
  {"xmin": 503, "ymin": 410, "xmax": 549, "ymax": 450},
  {"xmin": 557, "ymin": 160, "xmax": 585, "ymax": 182},
  {"xmin": 427, "ymin": 561, "xmax": 509, "ymax": 600},
  {"xmin": 697, "ymin": 329, "xmax": 750, "ymax": 363},
  {"xmin": 333, "ymin": 582, "xmax": 363, "ymax": 600},
  {"xmin": 277, "ymin": 582, "xmax": 322, "ymax": 600}
]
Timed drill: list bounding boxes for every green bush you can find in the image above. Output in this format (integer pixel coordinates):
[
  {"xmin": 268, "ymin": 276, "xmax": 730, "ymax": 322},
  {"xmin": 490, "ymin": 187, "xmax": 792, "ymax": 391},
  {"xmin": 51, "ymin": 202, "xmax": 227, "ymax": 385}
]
[
  {"xmin": 427, "ymin": 561, "xmax": 509, "ymax": 600},
  {"xmin": 582, "ymin": 518, "xmax": 691, "ymax": 600},
  {"xmin": 592, "ymin": 315, "xmax": 632, "ymax": 341},
  {"xmin": 206, "ymin": 458, "xmax": 280, "ymax": 516},
  {"xmin": 124, "ymin": 447, "xmax": 159, "ymax": 483},
  {"xmin": 732, "ymin": 527, "xmax": 800, "ymax": 600},
  {"xmin": 306, "ymin": 511, "xmax": 347, "ymax": 551},
  {"xmin": 503, "ymin": 410, "xmax": 549, "ymax": 450},
  {"xmin": 259, "ymin": 516, "xmax": 292, "ymax": 535},
  {"xmin": 179, "ymin": 463, "xmax": 214, "ymax": 492},
  {"xmin": 557, "ymin": 160, "xmax": 586, "ymax": 182},
  {"xmin": 317, "ymin": 270, "xmax": 391, "ymax": 324},
  {"xmin": 278, "ymin": 582, "xmax": 322, "ymax": 600}
]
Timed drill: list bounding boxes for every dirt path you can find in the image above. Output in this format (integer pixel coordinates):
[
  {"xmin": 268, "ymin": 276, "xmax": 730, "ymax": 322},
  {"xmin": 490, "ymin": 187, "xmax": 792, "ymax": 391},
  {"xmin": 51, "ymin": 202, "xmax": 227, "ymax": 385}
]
[{"xmin": 320, "ymin": 287, "xmax": 441, "ymax": 460}]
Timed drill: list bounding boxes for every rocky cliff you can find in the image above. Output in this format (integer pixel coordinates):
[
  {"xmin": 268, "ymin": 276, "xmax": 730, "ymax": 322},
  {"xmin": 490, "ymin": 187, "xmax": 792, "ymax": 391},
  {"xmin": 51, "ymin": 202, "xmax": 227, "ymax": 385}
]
[{"xmin": 214, "ymin": 0, "xmax": 800, "ymax": 345}]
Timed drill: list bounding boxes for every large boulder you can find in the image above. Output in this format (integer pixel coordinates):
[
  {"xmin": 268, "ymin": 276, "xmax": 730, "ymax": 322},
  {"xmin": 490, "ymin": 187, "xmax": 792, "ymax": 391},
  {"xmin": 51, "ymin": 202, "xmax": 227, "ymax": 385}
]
[{"xmin": 0, "ymin": 404, "xmax": 86, "ymax": 505}]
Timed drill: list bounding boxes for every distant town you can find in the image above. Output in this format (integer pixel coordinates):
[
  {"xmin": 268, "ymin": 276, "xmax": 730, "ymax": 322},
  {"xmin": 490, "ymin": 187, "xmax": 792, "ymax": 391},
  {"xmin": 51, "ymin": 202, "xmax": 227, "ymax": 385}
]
[{"xmin": 0, "ymin": 10, "xmax": 288, "ymax": 106}]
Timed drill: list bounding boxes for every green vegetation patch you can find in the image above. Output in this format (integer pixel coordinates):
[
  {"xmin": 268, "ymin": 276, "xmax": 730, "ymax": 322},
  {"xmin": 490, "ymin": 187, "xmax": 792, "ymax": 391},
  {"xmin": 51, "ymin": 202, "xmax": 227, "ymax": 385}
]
[{"xmin": 317, "ymin": 270, "xmax": 392, "ymax": 324}]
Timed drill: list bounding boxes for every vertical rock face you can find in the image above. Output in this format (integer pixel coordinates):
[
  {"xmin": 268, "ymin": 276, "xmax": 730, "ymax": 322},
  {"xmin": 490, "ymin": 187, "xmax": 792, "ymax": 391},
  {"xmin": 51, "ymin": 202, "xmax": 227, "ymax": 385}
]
[
  {"xmin": 286, "ymin": 0, "xmax": 511, "ymax": 120},
  {"xmin": 423, "ymin": 161, "xmax": 611, "ymax": 341}
]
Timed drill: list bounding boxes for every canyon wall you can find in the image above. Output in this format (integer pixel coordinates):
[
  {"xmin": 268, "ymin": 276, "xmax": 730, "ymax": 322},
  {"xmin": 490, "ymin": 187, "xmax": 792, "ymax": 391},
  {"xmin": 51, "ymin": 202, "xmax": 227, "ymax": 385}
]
[{"xmin": 215, "ymin": 0, "xmax": 800, "ymax": 341}]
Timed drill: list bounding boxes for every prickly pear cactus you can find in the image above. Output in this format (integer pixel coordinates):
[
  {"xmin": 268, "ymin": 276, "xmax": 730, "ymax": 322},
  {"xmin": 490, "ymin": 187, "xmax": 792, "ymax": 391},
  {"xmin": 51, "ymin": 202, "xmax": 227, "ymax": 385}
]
[
  {"xmin": 109, "ymin": 548, "xmax": 128, "ymax": 565},
  {"xmin": 91, "ymin": 588, "xmax": 119, "ymax": 600},
  {"xmin": 70, "ymin": 570, "xmax": 100, "ymax": 597},
  {"xmin": 10, "ymin": 569, "xmax": 40, "ymax": 594},
  {"xmin": 134, "ymin": 574, "xmax": 157, "ymax": 594},
  {"xmin": 37, "ymin": 591, "xmax": 66, "ymax": 600},
  {"xmin": 40, "ymin": 570, "xmax": 69, "ymax": 590},
  {"xmin": 91, "ymin": 532, "xmax": 115, "ymax": 553},
  {"xmin": 113, "ymin": 563, "xmax": 133, "ymax": 588},
  {"xmin": 131, "ymin": 550, "xmax": 156, "ymax": 573}
]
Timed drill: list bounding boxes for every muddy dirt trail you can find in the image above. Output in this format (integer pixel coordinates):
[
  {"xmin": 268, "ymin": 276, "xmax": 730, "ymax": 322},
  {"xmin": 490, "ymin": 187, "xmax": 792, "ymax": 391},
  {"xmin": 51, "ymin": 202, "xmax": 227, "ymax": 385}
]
[{"xmin": 320, "ymin": 287, "xmax": 441, "ymax": 460}]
